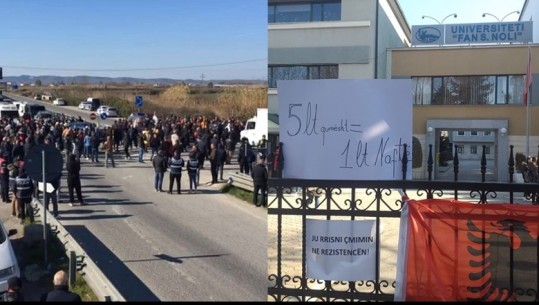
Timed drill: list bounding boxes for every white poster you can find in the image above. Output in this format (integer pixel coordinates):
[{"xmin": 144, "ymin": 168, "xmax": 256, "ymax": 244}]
[
  {"xmin": 278, "ymin": 79, "xmax": 412, "ymax": 180},
  {"xmin": 306, "ymin": 219, "xmax": 376, "ymax": 281}
]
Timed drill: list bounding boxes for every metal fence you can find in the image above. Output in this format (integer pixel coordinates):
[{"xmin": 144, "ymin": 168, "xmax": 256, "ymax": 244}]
[{"xmin": 267, "ymin": 144, "xmax": 538, "ymax": 302}]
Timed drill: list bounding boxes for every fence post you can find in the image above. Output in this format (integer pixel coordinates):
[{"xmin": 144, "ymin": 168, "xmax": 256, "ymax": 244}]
[
  {"xmin": 69, "ymin": 251, "xmax": 76, "ymax": 288},
  {"xmin": 508, "ymin": 145, "xmax": 514, "ymax": 183},
  {"xmin": 453, "ymin": 145, "xmax": 459, "ymax": 182},
  {"xmin": 427, "ymin": 144, "xmax": 433, "ymax": 181},
  {"xmin": 481, "ymin": 145, "xmax": 487, "ymax": 183},
  {"xmin": 402, "ymin": 143, "xmax": 408, "ymax": 180}
]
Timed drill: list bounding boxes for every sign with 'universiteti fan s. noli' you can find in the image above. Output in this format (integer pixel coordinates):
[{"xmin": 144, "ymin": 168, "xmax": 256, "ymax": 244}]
[{"xmin": 412, "ymin": 21, "xmax": 533, "ymax": 46}]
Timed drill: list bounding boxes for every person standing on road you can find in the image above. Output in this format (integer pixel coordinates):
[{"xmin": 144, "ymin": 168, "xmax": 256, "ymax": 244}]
[
  {"xmin": 152, "ymin": 150, "xmax": 167, "ymax": 192},
  {"xmin": 209, "ymin": 143, "xmax": 218, "ymax": 185},
  {"xmin": 14, "ymin": 168, "xmax": 34, "ymax": 224},
  {"xmin": 102, "ymin": 135, "xmax": 115, "ymax": 168},
  {"xmin": 186, "ymin": 152, "xmax": 199, "ymax": 193},
  {"xmin": 83, "ymin": 131, "xmax": 92, "ymax": 160},
  {"xmin": 168, "ymin": 149, "xmax": 184, "ymax": 194},
  {"xmin": 122, "ymin": 129, "xmax": 131, "ymax": 160},
  {"xmin": 238, "ymin": 137, "xmax": 252, "ymax": 175},
  {"xmin": 40, "ymin": 270, "xmax": 82, "ymax": 302},
  {"xmin": 251, "ymin": 155, "xmax": 268, "ymax": 207},
  {"xmin": 8, "ymin": 163, "xmax": 19, "ymax": 218},
  {"xmin": 90, "ymin": 131, "xmax": 100, "ymax": 163},
  {"xmin": 44, "ymin": 176, "xmax": 61, "ymax": 217},
  {"xmin": 1, "ymin": 157, "xmax": 10, "ymax": 203},
  {"xmin": 216, "ymin": 141, "xmax": 227, "ymax": 181},
  {"xmin": 66, "ymin": 153, "xmax": 86, "ymax": 206},
  {"xmin": 137, "ymin": 133, "xmax": 145, "ymax": 163}
]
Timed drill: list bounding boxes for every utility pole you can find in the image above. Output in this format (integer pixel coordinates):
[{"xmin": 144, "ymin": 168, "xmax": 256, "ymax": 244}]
[{"xmin": 200, "ymin": 73, "xmax": 205, "ymax": 86}]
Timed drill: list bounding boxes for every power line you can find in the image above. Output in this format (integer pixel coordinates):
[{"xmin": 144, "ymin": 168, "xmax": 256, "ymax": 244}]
[{"xmin": 3, "ymin": 58, "xmax": 267, "ymax": 72}]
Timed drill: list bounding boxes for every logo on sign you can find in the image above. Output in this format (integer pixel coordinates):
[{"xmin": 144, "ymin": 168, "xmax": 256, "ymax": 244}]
[
  {"xmin": 415, "ymin": 27, "xmax": 441, "ymax": 43},
  {"xmin": 135, "ymin": 95, "xmax": 143, "ymax": 107}
]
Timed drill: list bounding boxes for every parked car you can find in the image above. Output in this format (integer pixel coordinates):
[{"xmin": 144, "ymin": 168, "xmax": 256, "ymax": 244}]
[
  {"xmin": 34, "ymin": 110, "xmax": 54, "ymax": 121},
  {"xmin": 96, "ymin": 106, "xmax": 118, "ymax": 117},
  {"xmin": 0, "ymin": 220, "xmax": 20, "ymax": 294},
  {"xmin": 70, "ymin": 121, "xmax": 94, "ymax": 131},
  {"xmin": 127, "ymin": 112, "xmax": 148, "ymax": 127},
  {"xmin": 33, "ymin": 94, "xmax": 42, "ymax": 100},
  {"xmin": 78, "ymin": 101, "xmax": 93, "ymax": 110},
  {"xmin": 52, "ymin": 98, "xmax": 66, "ymax": 106}
]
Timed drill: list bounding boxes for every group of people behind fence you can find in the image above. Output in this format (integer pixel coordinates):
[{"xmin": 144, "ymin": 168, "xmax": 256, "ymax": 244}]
[{"xmin": 521, "ymin": 156, "xmax": 539, "ymax": 183}]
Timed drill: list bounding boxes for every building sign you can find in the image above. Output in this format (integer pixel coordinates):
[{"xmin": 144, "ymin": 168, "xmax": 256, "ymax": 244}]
[
  {"xmin": 412, "ymin": 21, "xmax": 533, "ymax": 46},
  {"xmin": 277, "ymin": 79, "xmax": 412, "ymax": 180},
  {"xmin": 306, "ymin": 219, "xmax": 377, "ymax": 281}
]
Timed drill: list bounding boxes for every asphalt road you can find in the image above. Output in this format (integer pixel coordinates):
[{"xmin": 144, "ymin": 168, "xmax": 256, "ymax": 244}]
[{"xmin": 4, "ymin": 93, "xmax": 268, "ymax": 301}]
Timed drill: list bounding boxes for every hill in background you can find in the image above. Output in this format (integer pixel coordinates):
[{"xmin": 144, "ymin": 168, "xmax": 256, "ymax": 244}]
[{"xmin": 3, "ymin": 75, "xmax": 266, "ymax": 86}]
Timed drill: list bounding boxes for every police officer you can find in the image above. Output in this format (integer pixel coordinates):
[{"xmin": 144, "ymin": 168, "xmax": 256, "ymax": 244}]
[
  {"xmin": 168, "ymin": 149, "xmax": 184, "ymax": 194},
  {"xmin": 14, "ymin": 168, "xmax": 34, "ymax": 224},
  {"xmin": 187, "ymin": 151, "xmax": 199, "ymax": 193}
]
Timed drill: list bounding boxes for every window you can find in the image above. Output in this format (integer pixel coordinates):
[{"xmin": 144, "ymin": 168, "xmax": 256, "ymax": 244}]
[
  {"xmin": 485, "ymin": 146, "xmax": 491, "ymax": 154},
  {"xmin": 496, "ymin": 76, "xmax": 508, "ymax": 104},
  {"xmin": 471, "ymin": 145, "xmax": 477, "ymax": 154},
  {"xmin": 471, "ymin": 131, "xmax": 478, "ymax": 136},
  {"xmin": 413, "ymin": 77, "xmax": 431, "ymax": 105},
  {"xmin": 456, "ymin": 145, "xmax": 463, "ymax": 153},
  {"xmin": 412, "ymin": 75, "xmax": 524, "ymax": 105},
  {"xmin": 457, "ymin": 131, "xmax": 464, "ymax": 135},
  {"xmin": 269, "ymin": 65, "xmax": 338, "ymax": 88},
  {"xmin": 269, "ymin": 1, "xmax": 341, "ymax": 23},
  {"xmin": 484, "ymin": 131, "xmax": 491, "ymax": 136}
]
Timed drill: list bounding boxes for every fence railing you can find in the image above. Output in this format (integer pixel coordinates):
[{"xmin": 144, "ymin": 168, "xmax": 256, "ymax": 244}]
[{"xmin": 267, "ymin": 144, "xmax": 538, "ymax": 302}]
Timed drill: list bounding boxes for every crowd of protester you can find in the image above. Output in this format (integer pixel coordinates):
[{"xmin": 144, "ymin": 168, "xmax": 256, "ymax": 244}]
[{"xmin": 0, "ymin": 108, "xmax": 276, "ymax": 223}]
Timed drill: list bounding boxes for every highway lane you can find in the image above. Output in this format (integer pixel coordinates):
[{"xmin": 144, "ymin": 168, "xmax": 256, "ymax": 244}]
[{"xmin": 4, "ymin": 93, "xmax": 268, "ymax": 301}]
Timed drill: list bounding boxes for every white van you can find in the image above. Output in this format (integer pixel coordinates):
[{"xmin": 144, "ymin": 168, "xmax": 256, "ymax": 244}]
[
  {"xmin": 240, "ymin": 108, "xmax": 268, "ymax": 146},
  {"xmin": 19, "ymin": 103, "xmax": 46, "ymax": 119},
  {"xmin": 0, "ymin": 220, "xmax": 20, "ymax": 294},
  {"xmin": 86, "ymin": 97, "xmax": 101, "ymax": 111},
  {"xmin": 0, "ymin": 103, "xmax": 20, "ymax": 119}
]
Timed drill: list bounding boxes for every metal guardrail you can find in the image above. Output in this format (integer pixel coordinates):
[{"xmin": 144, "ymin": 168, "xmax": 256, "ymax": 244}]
[
  {"xmin": 228, "ymin": 172, "xmax": 254, "ymax": 192},
  {"xmin": 35, "ymin": 199, "xmax": 125, "ymax": 302}
]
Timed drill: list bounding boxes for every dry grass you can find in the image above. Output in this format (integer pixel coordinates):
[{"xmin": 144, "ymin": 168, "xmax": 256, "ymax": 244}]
[{"xmin": 17, "ymin": 83, "xmax": 267, "ymax": 119}]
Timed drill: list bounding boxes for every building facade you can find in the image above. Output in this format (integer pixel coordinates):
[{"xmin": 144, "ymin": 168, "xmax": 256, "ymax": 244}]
[
  {"xmin": 268, "ymin": 0, "xmax": 536, "ymax": 182},
  {"xmin": 268, "ymin": 0, "xmax": 410, "ymax": 148}
]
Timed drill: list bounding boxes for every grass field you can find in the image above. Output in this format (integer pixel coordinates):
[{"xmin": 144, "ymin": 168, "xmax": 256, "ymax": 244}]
[{"xmin": 13, "ymin": 83, "xmax": 267, "ymax": 120}]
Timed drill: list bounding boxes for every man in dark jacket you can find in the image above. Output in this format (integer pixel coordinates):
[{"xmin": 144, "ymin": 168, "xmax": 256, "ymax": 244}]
[
  {"xmin": 41, "ymin": 270, "xmax": 82, "ymax": 302},
  {"xmin": 152, "ymin": 150, "xmax": 167, "ymax": 192},
  {"xmin": 238, "ymin": 137, "xmax": 252, "ymax": 175},
  {"xmin": 251, "ymin": 155, "xmax": 268, "ymax": 207},
  {"xmin": 66, "ymin": 153, "xmax": 86, "ymax": 206},
  {"xmin": 0, "ymin": 156, "xmax": 9, "ymax": 203},
  {"xmin": 216, "ymin": 142, "xmax": 227, "ymax": 181},
  {"xmin": 44, "ymin": 176, "xmax": 61, "ymax": 217}
]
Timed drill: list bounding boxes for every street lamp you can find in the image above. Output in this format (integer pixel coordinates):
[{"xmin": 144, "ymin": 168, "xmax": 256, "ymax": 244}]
[
  {"xmin": 422, "ymin": 13, "xmax": 457, "ymax": 24},
  {"xmin": 482, "ymin": 10, "xmax": 520, "ymax": 22}
]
